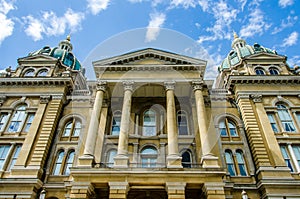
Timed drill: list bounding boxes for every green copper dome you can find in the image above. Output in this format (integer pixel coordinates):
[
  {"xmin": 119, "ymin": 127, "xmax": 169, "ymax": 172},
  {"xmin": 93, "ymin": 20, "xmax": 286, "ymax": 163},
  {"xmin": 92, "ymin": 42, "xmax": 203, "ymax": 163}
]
[
  {"xmin": 28, "ymin": 36, "xmax": 82, "ymax": 71},
  {"xmin": 219, "ymin": 33, "xmax": 277, "ymax": 72}
]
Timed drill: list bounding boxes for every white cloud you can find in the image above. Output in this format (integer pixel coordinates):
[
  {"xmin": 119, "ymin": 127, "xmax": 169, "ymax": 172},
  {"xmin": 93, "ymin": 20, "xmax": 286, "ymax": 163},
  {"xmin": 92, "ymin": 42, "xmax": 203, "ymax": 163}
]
[
  {"xmin": 282, "ymin": 31, "xmax": 298, "ymax": 47},
  {"xmin": 198, "ymin": 0, "xmax": 210, "ymax": 12},
  {"xmin": 87, "ymin": 0, "xmax": 110, "ymax": 15},
  {"xmin": 198, "ymin": 1, "xmax": 238, "ymax": 43},
  {"xmin": 279, "ymin": 0, "xmax": 294, "ymax": 8},
  {"xmin": 237, "ymin": 0, "xmax": 247, "ymax": 11},
  {"xmin": 239, "ymin": 8, "xmax": 271, "ymax": 38},
  {"xmin": 23, "ymin": 15, "xmax": 44, "ymax": 41},
  {"xmin": 23, "ymin": 9, "xmax": 85, "ymax": 41},
  {"xmin": 0, "ymin": 0, "xmax": 15, "ymax": 45},
  {"xmin": 272, "ymin": 15, "xmax": 298, "ymax": 34},
  {"xmin": 170, "ymin": 0, "xmax": 196, "ymax": 9},
  {"xmin": 145, "ymin": 12, "xmax": 166, "ymax": 42}
]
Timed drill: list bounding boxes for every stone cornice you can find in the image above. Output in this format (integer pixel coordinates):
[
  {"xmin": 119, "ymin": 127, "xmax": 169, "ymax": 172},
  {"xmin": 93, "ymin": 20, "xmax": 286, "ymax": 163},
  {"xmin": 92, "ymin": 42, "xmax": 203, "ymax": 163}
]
[
  {"xmin": 226, "ymin": 75, "xmax": 300, "ymax": 91},
  {"xmin": 0, "ymin": 77, "xmax": 73, "ymax": 88}
]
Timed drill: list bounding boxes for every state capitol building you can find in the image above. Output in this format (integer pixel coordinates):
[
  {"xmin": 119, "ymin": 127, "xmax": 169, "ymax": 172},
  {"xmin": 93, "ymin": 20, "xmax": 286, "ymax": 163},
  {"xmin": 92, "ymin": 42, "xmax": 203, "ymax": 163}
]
[{"xmin": 0, "ymin": 33, "xmax": 300, "ymax": 199}]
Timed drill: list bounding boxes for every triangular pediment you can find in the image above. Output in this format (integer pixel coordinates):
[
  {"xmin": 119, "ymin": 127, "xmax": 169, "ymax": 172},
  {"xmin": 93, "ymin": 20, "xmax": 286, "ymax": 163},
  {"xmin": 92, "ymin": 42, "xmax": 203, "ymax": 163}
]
[
  {"xmin": 93, "ymin": 48, "xmax": 207, "ymax": 66},
  {"xmin": 245, "ymin": 52, "xmax": 285, "ymax": 60},
  {"xmin": 18, "ymin": 54, "xmax": 59, "ymax": 65}
]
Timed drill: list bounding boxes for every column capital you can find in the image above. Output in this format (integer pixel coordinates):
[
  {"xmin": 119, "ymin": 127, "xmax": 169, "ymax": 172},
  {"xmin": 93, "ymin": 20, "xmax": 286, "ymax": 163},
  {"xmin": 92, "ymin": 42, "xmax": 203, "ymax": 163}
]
[
  {"xmin": 251, "ymin": 94, "xmax": 262, "ymax": 103},
  {"xmin": 164, "ymin": 81, "xmax": 175, "ymax": 90},
  {"xmin": 40, "ymin": 95, "xmax": 51, "ymax": 104},
  {"xmin": 122, "ymin": 81, "xmax": 134, "ymax": 91},
  {"xmin": 192, "ymin": 81, "xmax": 204, "ymax": 91},
  {"xmin": 96, "ymin": 80, "xmax": 107, "ymax": 92}
]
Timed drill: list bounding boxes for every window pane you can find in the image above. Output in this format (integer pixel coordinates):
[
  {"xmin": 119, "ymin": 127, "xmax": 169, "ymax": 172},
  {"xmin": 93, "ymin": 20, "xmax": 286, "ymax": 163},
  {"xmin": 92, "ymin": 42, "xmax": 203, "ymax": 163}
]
[
  {"xmin": 255, "ymin": 68, "xmax": 265, "ymax": 75},
  {"xmin": 277, "ymin": 105, "xmax": 295, "ymax": 132},
  {"xmin": 236, "ymin": 152, "xmax": 247, "ymax": 176},
  {"xmin": 0, "ymin": 145, "xmax": 10, "ymax": 170},
  {"xmin": 8, "ymin": 106, "xmax": 26, "ymax": 132},
  {"xmin": 141, "ymin": 147, "xmax": 157, "ymax": 168},
  {"xmin": 107, "ymin": 150, "xmax": 117, "ymax": 167},
  {"xmin": 219, "ymin": 121, "xmax": 227, "ymax": 136},
  {"xmin": 53, "ymin": 151, "xmax": 64, "ymax": 175},
  {"xmin": 8, "ymin": 145, "xmax": 21, "ymax": 171},
  {"xmin": 73, "ymin": 121, "xmax": 81, "ymax": 136},
  {"xmin": 267, "ymin": 113, "xmax": 279, "ymax": 133},
  {"xmin": 23, "ymin": 114, "xmax": 35, "ymax": 132},
  {"xmin": 225, "ymin": 151, "xmax": 236, "ymax": 176},
  {"xmin": 24, "ymin": 70, "xmax": 34, "ymax": 77},
  {"xmin": 269, "ymin": 68, "xmax": 279, "ymax": 75},
  {"xmin": 182, "ymin": 151, "xmax": 192, "ymax": 168},
  {"xmin": 63, "ymin": 121, "xmax": 72, "ymax": 136},
  {"xmin": 280, "ymin": 146, "xmax": 294, "ymax": 172},
  {"xmin": 228, "ymin": 121, "xmax": 237, "ymax": 136},
  {"xmin": 178, "ymin": 111, "xmax": 188, "ymax": 135},
  {"xmin": 37, "ymin": 70, "xmax": 48, "ymax": 77},
  {"xmin": 64, "ymin": 151, "xmax": 75, "ymax": 175},
  {"xmin": 0, "ymin": 113, "xmax": 8, "ymax": 131},
  {"xmin": 111, "ymin": 116, "xmax": 121, "ymax": 135}
]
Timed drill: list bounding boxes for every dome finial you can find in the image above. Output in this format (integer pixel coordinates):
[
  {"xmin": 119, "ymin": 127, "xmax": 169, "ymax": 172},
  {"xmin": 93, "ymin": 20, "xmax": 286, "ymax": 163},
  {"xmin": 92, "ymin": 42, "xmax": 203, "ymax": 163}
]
[
  {"xmin": 233, "ymin": 31, "xmax": 238, "ymax": 39},
  {"xmin": 66, "ymin": 34, "xmax": 71, "ymax": 42}
]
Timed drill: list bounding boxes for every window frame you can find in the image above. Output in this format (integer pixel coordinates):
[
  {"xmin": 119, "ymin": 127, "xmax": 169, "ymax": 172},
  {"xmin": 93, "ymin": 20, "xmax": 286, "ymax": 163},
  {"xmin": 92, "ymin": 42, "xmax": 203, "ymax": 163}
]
[
  {"xmin": 219, "ymin": 118, "xmax": 239, "ymax": 138},
  {"xmin": 111, "ymin": 111, "xmax": 121, "ymax": 135},
  {"xmin": 106, "ymin": 149, "xmax": 117, "ymax": 168},
  {"xmin": 7, "ymin": 105, "xmax": 29, "ymax": 133},
  {"xmin": 255, "ymin": 68, "xmax": 265, "ymax": 75},
  {"xmin": 142, "ymin": 110, "xmax": 157, "ymax": 136},
  {"xmin": 52, "ymin": 150, "xmax": 65, "ymax": 175},
  {"xmin": 177, "ymin": 110, "xmax": 189, "ymax": 136},
  {"xmin": 269, "ymin": 67, "xmax": 279, "ymax": 75},
  {"xmin": 140, "ymin": 146, "xmax": 158, "ymax": 168},
  {"xmin": 276, "ymin": 104, "xmax": 296, "ymax": 132},
  {"xmin": 280, "ymin": 145, "xmax": 294, "ymax": 172},
  {"xmin": 225, "ymin": 150, "xmax": 236, "ymax": 176},
  {"xmin": 61, "ymin": 118, "xmax": 82, "ymax": 141},
  {"xmin": 63, "ymin": 150, "xmax": 75, "ymax": 175},
  {"xmin": 181, "ymin": 150, "xmax": 192, "ymax": 168}
]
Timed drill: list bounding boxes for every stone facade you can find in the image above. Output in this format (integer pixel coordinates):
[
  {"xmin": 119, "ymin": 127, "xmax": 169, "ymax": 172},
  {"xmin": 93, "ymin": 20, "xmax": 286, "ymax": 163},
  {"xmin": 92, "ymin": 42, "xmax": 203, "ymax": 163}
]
[{"xmin": 0, "ymin": 35, "xmax": 300, "ymax": 199}]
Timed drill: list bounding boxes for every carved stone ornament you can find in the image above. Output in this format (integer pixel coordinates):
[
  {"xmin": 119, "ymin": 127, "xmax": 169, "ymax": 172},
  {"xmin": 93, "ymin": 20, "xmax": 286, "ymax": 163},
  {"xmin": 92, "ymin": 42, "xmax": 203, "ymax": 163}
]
[
  {"xmin": 251, "ymin": 94, "xmax": 262, "ymax": 103},
  {"xmin": 0, "ymin": 95, "xmax": 7, "ymax": 106},
  {"xmin": 164, "ymin": 81, "xmax": 175, "ymax": 91},
  {"xmin": 122, "ymin": 81, "xmax": 134, "ymax": 91},
  {"xmin": 192, "ymin": 81, "xmax": 204, "ymax": 91},
  {"xmin": 40, "ymin": 95, "xmax": 51, "ymax": 104},
  {"xmin": 96, "ymin": 80, "xmax": 107, "ymax": 92}
]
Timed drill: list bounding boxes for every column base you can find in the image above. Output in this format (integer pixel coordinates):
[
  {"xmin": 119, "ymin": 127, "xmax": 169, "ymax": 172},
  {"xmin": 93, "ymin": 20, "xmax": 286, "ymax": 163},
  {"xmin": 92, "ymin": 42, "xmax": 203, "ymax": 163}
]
[
  {"xmin": 114, "ymin": 154, "xmax": 129, "ymax": 168},
  {"xmin": 201, "ymin": 154, "xmax": 219, "ymax": 168},
  {"xmin": 78, "ymin": 155, "xmax": 95, "ymax": 167},
  {"xmin": 167, "ymin": 154, "xmax": 183, "ymax": 168}
]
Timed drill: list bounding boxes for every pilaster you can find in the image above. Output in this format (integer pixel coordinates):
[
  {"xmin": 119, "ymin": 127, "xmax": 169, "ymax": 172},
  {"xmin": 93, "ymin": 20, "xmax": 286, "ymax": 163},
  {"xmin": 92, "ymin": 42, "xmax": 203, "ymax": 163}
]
[
  {"xmin": 166, "ymin": 182, "xmax": 186, "ymax": 199},
  {"xmin": 70, "ymin": 183, "xmax": 95, "ymax": 199},
  {"xmin": 202, "ymin": 182, "xmax": 226, "ymax": 199},
  {"xmin": 109, "ymin": 182, "xmax": 129, "ymax": 199}
]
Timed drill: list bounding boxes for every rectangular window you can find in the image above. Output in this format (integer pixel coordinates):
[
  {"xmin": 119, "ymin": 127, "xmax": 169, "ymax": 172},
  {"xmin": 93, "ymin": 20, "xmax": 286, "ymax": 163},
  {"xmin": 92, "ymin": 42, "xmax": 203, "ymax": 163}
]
[
  {"xmin": 111, "ymin": 116, "xmax": 121, "ymax": 135},
  {"xmin": 267, "ymin": 113, "xmax": 279, "ymax": 133},
  {"xmin": 23, "ymin": 114, "xmax": 35, "ymax": 132},
  {"xmin": 280, "ymin": 145, "xmax": 294, "ymax": 172},
  {"xmin": 0, "ymin": 145, "xmax": 10, "ymax": 170},
  {"xmin": 7, "ymin": 145, "xmax": 21, "ymax": 171},
  {"xmin": 0, "ymin": 113, "xmax": 8, "ymax": 131}
]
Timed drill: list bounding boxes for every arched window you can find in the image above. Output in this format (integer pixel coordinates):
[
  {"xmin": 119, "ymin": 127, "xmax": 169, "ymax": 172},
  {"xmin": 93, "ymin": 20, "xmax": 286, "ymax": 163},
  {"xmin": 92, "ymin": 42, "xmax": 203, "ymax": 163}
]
[
  {"xmin": 107, "ymin": 149, "xmax": 117, "ymax": 167},
  {"xmin": 143, "ymin": 110, "xmax": 156, "ymax": 136},
  {"xmin": 37, "ymin": 69, "xmax": 48, "ymax": 77},
  {"xmin": 7, "ymin": 145, "xmax": 22, "ymax": 171},
  {"xmin": 269, "ymin": 67, "xmax": 279, "ymax": 75},
  {"xmin": 277, "ymin": 104, "xmax": 295, "ymax": 132},
  {"xmin": 181, "ymin": 150, "xmax": 192, "ymax": 168},
  {"xmin": 141, "ymin": 147, "xmax": 157, "ymax": 168},
  {"xmin": 63, "ymin": 150, "xmax": 75, "ymax": 175},
  {"xmin": 236, "ymin": 150, "xmax": 247, "ymax": 176},
  {"xmin": 219, "ymin": 118, "xmax": 238, "ymax": 137},
  {"xmin": 53, "ymin": 151, "xmax": 64, "ymax": 175},
  {"xmin": 111, "ymin": 111, "xmax": 121, "ymax": 135},
  {"xmin": 225, "ymin": 150, "xmax": 236, "ymax": 176},
  {"xmin": 62, "ymin": 118, "xmax": 81, "ymax": 137},
  {"xmin": 8, "ymin": 105, "xmax": 27, "ymax": 133},
  {"xmin": 24, "ymin": 69, "xmax": 35, "ymax": 77},
  {"xmin": 255, "ymin": 68, "xmax": 265, "ymax": 75},
  {"xmin": 177, "ymin": 111, "xmax": 189, "ymax": 135}
]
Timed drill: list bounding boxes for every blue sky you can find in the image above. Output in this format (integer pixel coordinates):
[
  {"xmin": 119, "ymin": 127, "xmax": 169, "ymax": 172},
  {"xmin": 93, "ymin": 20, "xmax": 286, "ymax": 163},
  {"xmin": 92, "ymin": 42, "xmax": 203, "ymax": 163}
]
[{"xmin": 0, "ymin": 0, "xmax": 299, "ymax": 79}]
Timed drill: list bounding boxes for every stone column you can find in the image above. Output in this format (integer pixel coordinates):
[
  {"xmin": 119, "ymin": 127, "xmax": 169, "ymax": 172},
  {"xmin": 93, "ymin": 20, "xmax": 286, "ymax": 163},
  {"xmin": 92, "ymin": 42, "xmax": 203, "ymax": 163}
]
[
  {"xmin": 192, "ymin": 81, "xmax": 218, "ymax": 168},
  {"xmin": 164, "ymin": 81, "xmax": 182, "ymax": 168},
  {"xmin": 109, "ymin": 182, "xmax": 129, "ymax": 199},
  {"xmin": 80, "ymin": 81, "xmax": 106, "ymax": 166},
  {"xmin": 202, "ymin": 182, "xmax": 225, "ymax": 199},
  {"xmin": 114, "ymin": 81, "xmax": 134, "ymax": 168},
  {"xmin": 251, "ymin": 94, "xmax": 286, "ymax": 167},
  {"xmin": 166, "ymin": 182, "xmax": 186, "ymax": 199}
]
